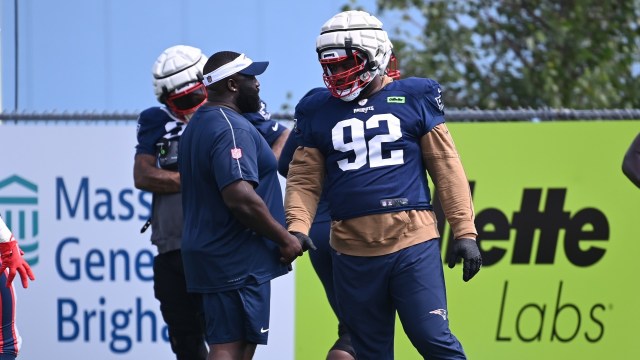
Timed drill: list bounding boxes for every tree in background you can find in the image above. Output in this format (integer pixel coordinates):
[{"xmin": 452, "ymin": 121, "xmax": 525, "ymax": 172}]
[{"xmin": 344, "ymin": 0, "xmax": 640, "ymax": 109}]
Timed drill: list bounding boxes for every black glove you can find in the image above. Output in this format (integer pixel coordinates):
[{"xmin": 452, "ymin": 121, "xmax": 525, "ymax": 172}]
[
  {"xmin": 290, "ymin": 231, "xmax": 317, "ymax": 251},
  {"xmin": 447, "ymin": 238, "xmax": 482, "ymax": 282}
]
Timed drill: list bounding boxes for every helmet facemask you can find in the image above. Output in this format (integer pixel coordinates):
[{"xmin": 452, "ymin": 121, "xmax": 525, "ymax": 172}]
[
  {"xmin": 164, "ymin": 81, "xmax": 207, "ymax": 119},
  {"xmin": 320, "ymin": 48, "xmax": 375, "ymax": 101}
]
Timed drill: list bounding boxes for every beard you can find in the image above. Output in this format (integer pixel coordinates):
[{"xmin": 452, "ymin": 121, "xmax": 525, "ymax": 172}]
[{"xmin": 237, "ymin": 87, "xmax": 261, "ymax": 113}]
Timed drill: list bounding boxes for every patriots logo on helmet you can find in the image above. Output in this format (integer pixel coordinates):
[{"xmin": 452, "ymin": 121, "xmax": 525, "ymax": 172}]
[{"xmin": 429, "ymin": 309, "xmax": 447, "ymax": 320}]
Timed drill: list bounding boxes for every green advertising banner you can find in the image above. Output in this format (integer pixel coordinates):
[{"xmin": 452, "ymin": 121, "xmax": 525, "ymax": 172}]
[{"xmin": 295, "ymin": 120, "xmax": 640, "ymax": 359}]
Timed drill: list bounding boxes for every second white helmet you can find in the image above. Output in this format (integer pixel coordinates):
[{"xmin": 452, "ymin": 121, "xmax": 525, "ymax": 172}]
[{"xmin": 152, "ymin": 45, "xmax": 207, "ymax": 103}]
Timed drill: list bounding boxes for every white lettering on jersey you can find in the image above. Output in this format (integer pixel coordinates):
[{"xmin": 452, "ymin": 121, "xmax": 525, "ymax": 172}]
[
  {"xmin": 332, "ymin": 113, "xmax": 404, "ymax": 171},
  {"xmin": 353, "ymin": 106, "xmax": 375, "ymax": 114},
  {"xmin": 435, "ymin": 87, "xmax": 444, "ymax": 111}
]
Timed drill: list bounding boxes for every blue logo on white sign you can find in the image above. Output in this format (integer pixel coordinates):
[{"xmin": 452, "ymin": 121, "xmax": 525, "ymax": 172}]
[{"xmin": 0, "ymin": 175, "xmax": 39, "ymax": 266}]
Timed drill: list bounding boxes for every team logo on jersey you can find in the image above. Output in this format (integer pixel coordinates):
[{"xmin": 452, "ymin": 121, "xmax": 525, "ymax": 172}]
[
  {"xmin": 353, "ymin": 106, "xmax": 375, "ymax": 114},
  {"xmin": 293, "ymin": 118, "xmax": 300, "ymax": 134},
  {"xmin": 0, "ymin": 175, "xmax": 40, "ymax": 266},
  {"xmin": 231, "ymin": 147, "xmax": 243, "ymax": 159},
  {"xmin": 259, "ymin": 100, "xmax": 271, "ymax": 120},
  {"xmin": 429, "ymin": 308, "xmax": 448, "ymax": 320},
  {"xmin": 435, "ymin": 88, "xmax": 444, "ymax": 111},
  {"xmin": 358, "ymin": 99, "xmax": 368, "ymax": 106},
  {"xmin": 387, "ymin": 96, "xmax": 405, "ymax": 103}
]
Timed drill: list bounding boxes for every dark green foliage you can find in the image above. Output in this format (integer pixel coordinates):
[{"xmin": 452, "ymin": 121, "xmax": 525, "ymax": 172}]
[{"xmin": 348, "ymin": 0, "xmax": 640, "ymax": 108}]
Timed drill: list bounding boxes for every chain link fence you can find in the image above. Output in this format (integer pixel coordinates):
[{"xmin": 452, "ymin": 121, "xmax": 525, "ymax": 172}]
[{"xmin": 1, "ymin": 108, "xmax": 640, "ymax": 123}]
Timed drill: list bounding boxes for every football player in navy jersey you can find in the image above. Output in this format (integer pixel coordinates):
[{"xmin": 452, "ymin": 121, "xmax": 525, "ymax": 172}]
[
  {"xmin": 134, "ymin": 46, "xmax": 289, "ymax": 360},
  {"xmin": 284, "ymin": 10, "xmax": 482, "ymax": 360},
  {"xmin": 178, "ymin": 51, "xmax": 308, "ymax": 360}
]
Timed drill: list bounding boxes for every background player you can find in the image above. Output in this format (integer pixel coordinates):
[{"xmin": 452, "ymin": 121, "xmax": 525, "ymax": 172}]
[{"xmin": 134, "ymin": 44, "xmax": 210, "ymax": 360}]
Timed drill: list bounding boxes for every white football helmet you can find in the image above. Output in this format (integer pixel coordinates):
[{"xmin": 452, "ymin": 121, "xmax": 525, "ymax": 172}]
[
  {"xmin": 152, "ymin": 45, "xmax": 208, "ymax": 117},
  {"xmin": 316, "ymin": 10, "xmax": 393, "ymax": 101}
]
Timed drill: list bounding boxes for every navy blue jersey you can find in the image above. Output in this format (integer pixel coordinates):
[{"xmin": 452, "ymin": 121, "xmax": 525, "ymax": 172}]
[
  {"xmin": 243, "ymin": 112, "xmax": 286, "ymax": 147},
  {"xmin": 178, "ymin": 106, "xmax": 289, "ymax": 293},
  {"xmin": 135, "ymin": 107, "xmax": 185, "ymax": 157},
  {"xmin": 294, "ymin": 78, "xmax": 444, "ymax": 220}
]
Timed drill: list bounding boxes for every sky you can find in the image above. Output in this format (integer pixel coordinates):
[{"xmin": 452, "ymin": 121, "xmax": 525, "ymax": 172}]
[{"xmin": 0, "ymin": 0, "xmax": 389, "ymax": 117}]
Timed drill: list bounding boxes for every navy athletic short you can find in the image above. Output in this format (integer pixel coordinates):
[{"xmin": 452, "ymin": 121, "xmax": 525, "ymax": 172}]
[{"xmin": 202, "ymin": 282, "xmax": 271, "ymax": 345}]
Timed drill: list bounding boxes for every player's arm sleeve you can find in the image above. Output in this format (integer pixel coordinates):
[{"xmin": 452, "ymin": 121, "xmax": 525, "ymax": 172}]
[
  {"xmin": 135, "ymin": 109, "xmax": 162, "ymax": 155},
  {"xmin": 622, "ymin": 133, "xmax": 640, "ymax": 188},
  {"xmin": 284, "ymin": 146, "xmax": 325, "ymax": 234},
  {"xmin": 421, "ymin": 124, "xmax": 477, "ymax": 239},
  {"xmin": 211, "ymin": 127, "xmax": 260, "ymax": 189}
]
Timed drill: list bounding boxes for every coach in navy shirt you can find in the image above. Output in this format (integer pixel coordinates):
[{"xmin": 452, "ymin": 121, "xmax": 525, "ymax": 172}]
[{"xmin": 178, "ymin": 51, "xmax": 304, "ymax": 359}]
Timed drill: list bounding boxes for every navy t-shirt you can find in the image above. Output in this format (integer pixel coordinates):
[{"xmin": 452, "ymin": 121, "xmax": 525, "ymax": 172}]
[{"xmin": 179, "ymin": 105, "xmax": 289, "ymax": 293}]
